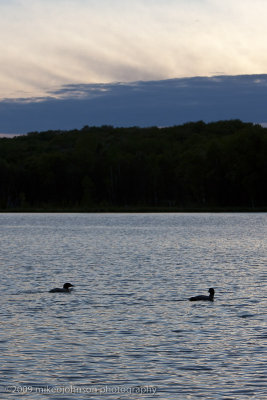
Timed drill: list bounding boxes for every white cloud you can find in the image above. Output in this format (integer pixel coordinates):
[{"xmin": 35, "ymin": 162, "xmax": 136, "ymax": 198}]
[{"xmin": 1, "ymin": 0, "xmax": 267, "ymax": 98}]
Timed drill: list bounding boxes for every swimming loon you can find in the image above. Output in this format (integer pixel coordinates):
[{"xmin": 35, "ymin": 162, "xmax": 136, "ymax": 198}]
[
  {"xmin": 189, "ymin": 288, "xmax": 215, "ymax": 302},
  {"xmin": 49, "ymin": 283, "xmax": 74, "ymax": 293}
]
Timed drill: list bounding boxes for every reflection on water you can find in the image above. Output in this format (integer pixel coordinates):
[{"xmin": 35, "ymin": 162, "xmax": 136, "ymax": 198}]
[{"xmin": 0, "ymin": 213, "xmax": 266, "ymax": 399}]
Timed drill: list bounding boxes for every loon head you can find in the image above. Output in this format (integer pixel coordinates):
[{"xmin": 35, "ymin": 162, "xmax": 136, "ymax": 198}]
[{"xmin": 63, "ymin": 283, "xmax": 74, "ymax": 289}]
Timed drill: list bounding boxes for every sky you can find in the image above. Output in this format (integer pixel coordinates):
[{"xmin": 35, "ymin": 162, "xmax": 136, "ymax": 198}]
[
  {"xmin": 2, "ymin": 75, "xmax": 267, "ymax": 133},
  {"xmin": 1, "ymin": 0, "xmax": 267, "ymax": 100}
]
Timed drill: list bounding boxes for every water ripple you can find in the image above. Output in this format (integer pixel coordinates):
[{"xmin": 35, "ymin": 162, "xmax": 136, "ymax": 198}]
[{"xmin": 0, "ymin": 213, "xmax": 266, "ymax": 399}]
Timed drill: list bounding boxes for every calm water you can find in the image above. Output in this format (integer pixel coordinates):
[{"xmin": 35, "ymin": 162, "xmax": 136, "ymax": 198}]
[{"xmin": 0, "ymin": 213, "xmax": 266, "ymax": 399}]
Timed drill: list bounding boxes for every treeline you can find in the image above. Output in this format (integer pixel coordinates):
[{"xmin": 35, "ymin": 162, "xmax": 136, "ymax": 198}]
[{"xmin": 0, "ymin": 120, "xmax": 266, "ymax": 211}]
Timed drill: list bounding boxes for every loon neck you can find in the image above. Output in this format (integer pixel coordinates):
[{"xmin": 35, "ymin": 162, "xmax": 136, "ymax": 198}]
[{"xmin": 209, "ymin": 292, "xmax": 214, "ymax": 300}]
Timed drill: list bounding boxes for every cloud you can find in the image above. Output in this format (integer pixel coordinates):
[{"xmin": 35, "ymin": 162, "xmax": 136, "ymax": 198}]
[
  {"xmin": 1, "ymin": 0, "xmax": 267, "ymax": 98},
  {"xmin": 1, "ymin": 74, "xmax": 267, "ymax": 134}
]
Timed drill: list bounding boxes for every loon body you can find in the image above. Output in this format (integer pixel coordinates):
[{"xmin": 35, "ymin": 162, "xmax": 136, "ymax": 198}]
[
  {"xmin": 49, "ymin": 283, "xmax": 74, "ymax": 293},
  {"xmin": 189, "ymin": 288, "xmax": 215, "ymax": 302}
]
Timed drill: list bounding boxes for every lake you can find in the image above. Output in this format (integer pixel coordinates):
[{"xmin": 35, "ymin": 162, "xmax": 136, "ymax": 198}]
[{"xmin": 0, "ymin": 213, "xmax": 266, "ymax": 399}]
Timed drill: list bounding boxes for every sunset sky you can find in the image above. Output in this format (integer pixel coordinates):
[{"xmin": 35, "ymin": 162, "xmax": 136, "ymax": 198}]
[{"xmin": 1, "ymin": 0, "xmax": 267, "ymax": 99}]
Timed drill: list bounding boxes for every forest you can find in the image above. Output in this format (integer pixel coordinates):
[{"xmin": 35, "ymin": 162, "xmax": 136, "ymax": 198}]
[{"xmin": 0, "ymin": 120, "xmax": 266, "ymax": 211}]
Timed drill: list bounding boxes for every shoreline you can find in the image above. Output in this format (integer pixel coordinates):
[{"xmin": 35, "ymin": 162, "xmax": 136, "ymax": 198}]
[{"xmin": 0, "ymin": 206, "xmax": 266, "ymax": 213}]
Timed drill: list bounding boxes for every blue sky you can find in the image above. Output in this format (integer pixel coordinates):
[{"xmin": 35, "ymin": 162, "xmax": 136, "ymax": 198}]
[{"xmin": 1, "ymin": 0, "xmax": 267, "ymax": 99}]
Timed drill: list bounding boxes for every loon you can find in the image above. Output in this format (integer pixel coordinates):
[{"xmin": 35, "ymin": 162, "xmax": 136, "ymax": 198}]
[
  {"xmin": 189, "ymin": 288, "xmax": 215, "ymax": 302},
  {"xmin": 49, "ymin": 283, "xmax": 74, "ymax": 293}
]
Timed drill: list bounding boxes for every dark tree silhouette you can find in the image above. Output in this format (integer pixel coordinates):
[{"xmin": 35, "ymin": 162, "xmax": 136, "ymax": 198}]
[{"xmin": 0, "ymin": 121, "xmax": 266, "ymax": 210}]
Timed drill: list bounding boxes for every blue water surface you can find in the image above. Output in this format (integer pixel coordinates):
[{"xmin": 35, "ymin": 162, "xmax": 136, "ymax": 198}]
[{"xmin": 0, "ymin": 213, "xmax": 266, "ymax": 399}]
